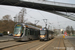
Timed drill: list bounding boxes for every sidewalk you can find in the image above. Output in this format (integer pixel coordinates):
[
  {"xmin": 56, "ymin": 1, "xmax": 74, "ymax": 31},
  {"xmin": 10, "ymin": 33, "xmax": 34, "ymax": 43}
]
[
  {"xmin": 64, "ymin": 36, "xmax": 75, "ymax": 50},
  {"xmin": 0, "ymin": 39, "xmax": 14, "ymax": 43}
]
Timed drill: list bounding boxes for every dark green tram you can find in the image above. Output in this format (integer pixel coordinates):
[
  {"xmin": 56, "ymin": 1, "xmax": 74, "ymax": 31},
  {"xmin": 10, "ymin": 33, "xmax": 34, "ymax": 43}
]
[{"xmin": 40, "ymin": 28, "xmax": 54, "ymax": 41}]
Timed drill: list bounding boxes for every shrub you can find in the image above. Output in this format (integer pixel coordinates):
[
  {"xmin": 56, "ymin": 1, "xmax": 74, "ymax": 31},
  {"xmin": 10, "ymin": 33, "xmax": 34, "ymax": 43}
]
[{"xmin": 3, "ymin": 31, "xmax": 7, "ymax": 35}]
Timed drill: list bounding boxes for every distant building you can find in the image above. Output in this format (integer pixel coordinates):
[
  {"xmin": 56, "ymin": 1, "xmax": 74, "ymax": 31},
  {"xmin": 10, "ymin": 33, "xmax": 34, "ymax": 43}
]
[
  {"xmin": 54, "ymin": 29, "xmax": 60, "ymax": 33},
  {"xmin": 54, "ymin": 29, "xmax": 64, "ymax": 34}
]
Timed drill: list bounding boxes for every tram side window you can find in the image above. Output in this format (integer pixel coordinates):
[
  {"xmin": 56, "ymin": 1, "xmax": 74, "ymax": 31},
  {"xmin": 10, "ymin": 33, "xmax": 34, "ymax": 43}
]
[
  {"xmin": 22, "ymin": 28, "xmax": 24, "ymax": 33},
  {"xmin": 34, "ymin": 30, "xmax": 38, "ymax": 35},
  {"xmin": 21, "ymin": 27, "xmax": 24, "ymax": 36},
  {"xmin": 28, "ymin": 29, "xmax": 30, "ymax": 35},
  {"xmin": 30, "ymin": 29, "xmax": 34, "ymax": 35},
  {"xmin": 34, "ymin": 30, "xmax": 36, "ymax": 35},
  {"xmin": 33, "ymin": 29, "xmax": 35, "ymax": 35},
  {"xmin": 25, "ymin": 29, "xmax": 28, "ymax": 36}
]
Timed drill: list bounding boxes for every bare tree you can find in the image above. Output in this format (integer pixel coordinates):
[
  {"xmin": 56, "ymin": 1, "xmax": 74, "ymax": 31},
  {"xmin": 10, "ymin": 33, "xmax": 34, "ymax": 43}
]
[
  {"xmin": 17, "ymin": 8, "xmax": 26, "ymax": 23},
  {"xmin": 66, "ymin": 26, "xmax": 71, "ymax": 36},
  {"xmin": 2, "ymin": 15, "xmax": 12, "ymax": 21},
  {"xmin": 71, "ymin": 26, "xmax": 74, "ymax": 35}
]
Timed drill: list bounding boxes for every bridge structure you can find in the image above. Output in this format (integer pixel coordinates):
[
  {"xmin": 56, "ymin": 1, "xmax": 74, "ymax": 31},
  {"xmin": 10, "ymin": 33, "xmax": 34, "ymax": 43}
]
[{"xmin": 0, "ymin": 0, "xmax": 75, "ymax": 21}]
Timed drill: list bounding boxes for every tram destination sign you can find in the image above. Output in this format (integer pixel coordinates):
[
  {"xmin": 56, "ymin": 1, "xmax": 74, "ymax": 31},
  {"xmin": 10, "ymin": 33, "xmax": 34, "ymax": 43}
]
[{"xmin": 16, "ymin": 25, "xmax": 21, "ymax": 26}]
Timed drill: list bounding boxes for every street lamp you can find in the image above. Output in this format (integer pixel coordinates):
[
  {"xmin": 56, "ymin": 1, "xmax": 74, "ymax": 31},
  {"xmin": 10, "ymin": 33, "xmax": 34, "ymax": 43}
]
[{"xmin": 14, "ymin": 17, "xmax": 16, "ymax": 22}]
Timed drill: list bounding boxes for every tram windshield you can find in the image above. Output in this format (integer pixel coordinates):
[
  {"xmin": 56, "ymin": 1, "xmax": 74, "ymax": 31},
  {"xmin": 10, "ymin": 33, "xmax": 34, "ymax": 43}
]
[
  {"xmin": 40, "ymin": 30, "xmax": 46, "ymax": 35},
  {"xmin": 14, "ymin": 26, "xmax": 22, "ymax": 34}
]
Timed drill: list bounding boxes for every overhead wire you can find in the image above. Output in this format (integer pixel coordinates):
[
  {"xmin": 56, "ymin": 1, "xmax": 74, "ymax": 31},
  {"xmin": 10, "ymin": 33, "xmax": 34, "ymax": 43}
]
[
  {"xmin": 0, "ymin": 6, "xmax": 37, "ymax": 20},
  {"xmin": 17, "ymin": 1, "xmax": 47, "ymax": 24},
  {"xmin": 1, "ymin": 0, "xmax": 74, "ymax": 29},
  {"xmin": 0, "ymin": 0, "xmax": 57, "ymax": 28},
  {"xmin": 17, "ymin": 7, "xmax": 43, "ymax": 24},
  {"xmin": 31, "ymin": 0, "xmax": 57, "ymax": 28},
  {"xmin": 0, "ymin": 7, "xmax": 18, "ymax": 13}
]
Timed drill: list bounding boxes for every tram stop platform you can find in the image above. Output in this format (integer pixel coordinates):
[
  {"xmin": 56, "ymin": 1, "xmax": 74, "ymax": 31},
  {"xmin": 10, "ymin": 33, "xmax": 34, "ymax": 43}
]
[
  {"xmin": 64, "ymin": 36, "xmax": 75, "ymax": 50},
  {"xmin": 55, "ymin": 35, "xmax": 75, "ymax": 50}
]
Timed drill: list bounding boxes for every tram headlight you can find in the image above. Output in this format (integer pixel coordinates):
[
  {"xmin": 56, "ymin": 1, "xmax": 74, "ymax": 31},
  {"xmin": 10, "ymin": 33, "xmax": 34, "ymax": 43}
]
[
  {"xmin": 40, "ymin": 35, "xmax": 45, "ymax": 38},
  {"xmin": 14, "ymin": 34, "xmax": 21, "ymax": 37}
]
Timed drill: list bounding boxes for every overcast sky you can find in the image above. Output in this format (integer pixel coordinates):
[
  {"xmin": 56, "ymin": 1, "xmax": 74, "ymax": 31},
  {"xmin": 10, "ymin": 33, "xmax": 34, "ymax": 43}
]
[{"xmin": 0, "ymin": 0, "xmax": 75, "ymax": 30}]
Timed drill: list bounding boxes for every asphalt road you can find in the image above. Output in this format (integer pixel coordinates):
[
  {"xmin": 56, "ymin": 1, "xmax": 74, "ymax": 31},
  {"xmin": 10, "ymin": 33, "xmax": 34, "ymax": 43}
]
[
  {"xmin": 1, "ymin": 36, "xmax": 65, "ymax": 50},
  {"xmin": 0, "ymin": 35, "xmax": 13, "ymax": 41},
  {"xmin": 65, "ymin": 36, "xmax": 75, "ymax": 47}
]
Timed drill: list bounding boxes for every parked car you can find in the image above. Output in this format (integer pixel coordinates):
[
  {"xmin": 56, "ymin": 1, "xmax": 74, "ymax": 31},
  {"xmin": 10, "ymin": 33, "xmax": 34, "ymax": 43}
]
[
  {"xmin": 8, "ymin": 34, "xmax": 13, "ymax": 36},
  {"xmin": 0, "ymin": 33, "xmax": 3, "ymax": 36}
]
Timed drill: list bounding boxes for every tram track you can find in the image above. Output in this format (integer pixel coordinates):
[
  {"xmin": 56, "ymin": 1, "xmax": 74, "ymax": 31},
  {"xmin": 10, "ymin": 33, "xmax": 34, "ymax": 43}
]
[
  {"xmin": 0, "ymin": 40, "xmax": 39, "ymax": 50},
  {"xmin": 0, "ymin": 36, "xmax": 13, "ymax": 43},
  {"xmin": 1, "ymin": 36, "xmax": 65, "ymax": 50},
  {"xmin": 58, "ymin": 38, "xmax": 65, "ymax": 50},
  {"xmin": 40, "ymin": 36, "xmax": 65, "ymax": 50},
  {"xmin": 0, "ymin": 39, "xmax": 14, "ymax": 43},
  {"xmin": 34, "ymin": 38, "xmax": 56, "ymax": 50},
  {"xmin": 53, "ymin": 38, "xmax": 61, "ymax": 50},
  {"xmin": 2, "ymin": 40, "xmax": 46, "ymax": 50},
  {"xmin": 53, "ymin": 37, "xmax": 65, "ymax": 50},
  {"xmin": 2, "ymin": 39, "xmax": 55, "ymax": 50},
  {"xmin": 42, "ymin": 38, "xmax": 57, "ymax": 50},
  {"xmin": 55, "ymin": 37, "xmax": 65, "ymax": 50},
  {"xmin": 57, "ymin": 38, "xmax": 62, "ymax": 50},
  {"xmin": 27, "ymin": 39, "xmax": 55, "ymax": 50},
  {"xmin": 42, "ymin": 38, "xmax": 60, "ymax": 50},
  {"xmin": 27, "ymin": 36, "xmax": 65, "ymax": 50},
  {"xmin": 27, "ymin": 41, "xmax": 45, "ymax": 50}
]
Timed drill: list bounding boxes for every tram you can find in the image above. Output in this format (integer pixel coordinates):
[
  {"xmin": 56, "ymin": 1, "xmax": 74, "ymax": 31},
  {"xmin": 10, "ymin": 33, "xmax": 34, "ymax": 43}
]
[
  {"xmin": 40, "ymin": 28, "xmax": 54, "ymax": 41},
  {"xmin": 13, "ymin": 23, "xmax": 40, "ymax": 41}
]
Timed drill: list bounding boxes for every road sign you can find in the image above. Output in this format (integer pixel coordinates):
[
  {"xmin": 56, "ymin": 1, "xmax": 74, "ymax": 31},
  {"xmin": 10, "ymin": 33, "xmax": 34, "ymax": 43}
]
[{"xmin": 64, "ymin": 31, "xmax": 67, "ymax": 36}]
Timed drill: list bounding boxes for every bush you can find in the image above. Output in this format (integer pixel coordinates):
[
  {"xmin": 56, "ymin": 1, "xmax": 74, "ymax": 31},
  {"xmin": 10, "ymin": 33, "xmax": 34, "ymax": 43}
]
[{"xmin": 3, "ymin": 31, "xmax": 8, "ymax": 35}]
